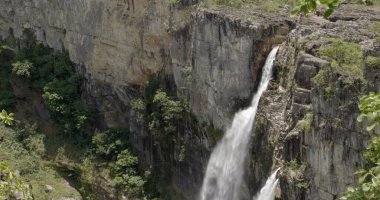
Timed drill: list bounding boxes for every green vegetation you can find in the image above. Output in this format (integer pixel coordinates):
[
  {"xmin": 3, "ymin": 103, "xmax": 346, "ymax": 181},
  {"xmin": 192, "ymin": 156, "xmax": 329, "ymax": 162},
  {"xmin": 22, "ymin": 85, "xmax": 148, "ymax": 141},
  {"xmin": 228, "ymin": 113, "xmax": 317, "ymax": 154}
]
[
  {"xmin": 369, "ymin": 22, "xmax": 380, "ymax": 42},
  {"xmin": 319, "ymin": 39, "xmax": 364, "ymax": 84},
  {"xmin": 299, "ymin": 112, "xmax": 313, "ymax": 132},
  {"xmin": 11, "ymin": 60, "xmax": 32, "ymax": 77},
  {"xmin": 284, "ymin": 160, "xmax": 309, "ymax": 190},
  {"xmin": 16, "ymin": 123, "xmax": 46, "ymax": 156},
  {"xmin": 341, "ymin": 93, "xmax": 380, "ymax": 200},
  {"xmin": 0, "ymin": 109, "xmax": 14, "ymax": 126},
  {"xmin": 357, "ymin": 93, "xmax": 380, "ymax": 131},
  {"xmin": 291, "ymin": 0, "xmax": 379, "ymax": 17},
  {"xmin": 149, "ymin": 89, "xmax": 183, "ymax": 134},
  {"xmin": 6, "ymin": 29, "xmax": 92, "ymax": 135},
  {"xmin": 312, "ymin": 38, "xmax": 364, "ymax": 87},
  {"xmin": 0, "ymin": 161, "xmax": 32, "ymax": 200},
  {"xmin": 0, "ymin": 29, "xmax": 151, "ymax": 199},
  {"xmin": 90, "ymin": 128, "xmax": 149, "ymax": 199},
  {"xmin": 91, "ymin": 128, "xmax": 130, "ymax": 160},
  {"xmin": 291, "ymin": 0, "xmax": 341, "ymax": 17},
  {"xmin": 112, "ymin": 149, "xmax": 146, "ymax": 198},
  {"xmin": 0, "ymin": 45, "xmax": 16, "ymax": 110},
  {"xmin": 366, "ymin": 56, "xmax": 380, "ymax": 69},
  {"xmin": 0, "ymin": 125, "xmax": 81, "ymax": 199},
  {"xmin": 131, "ymin": 98, "xmax": 146, "ymax": 122}
]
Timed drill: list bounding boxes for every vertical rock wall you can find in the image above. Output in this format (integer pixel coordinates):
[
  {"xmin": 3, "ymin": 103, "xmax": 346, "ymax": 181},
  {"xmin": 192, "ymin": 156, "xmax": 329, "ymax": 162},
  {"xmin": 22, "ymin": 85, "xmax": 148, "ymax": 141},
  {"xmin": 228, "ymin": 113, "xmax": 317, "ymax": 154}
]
[{"xmin": 1, "ymin": 1, "xmax": 379, "ymax": 199}]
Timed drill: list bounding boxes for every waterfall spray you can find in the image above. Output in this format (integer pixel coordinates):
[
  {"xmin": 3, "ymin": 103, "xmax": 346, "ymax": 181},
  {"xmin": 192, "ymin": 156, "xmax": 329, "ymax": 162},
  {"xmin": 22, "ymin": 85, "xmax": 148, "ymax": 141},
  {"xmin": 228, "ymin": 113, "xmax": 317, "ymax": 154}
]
[
  {"xmin": 199, "ymin": 47, "xmax": 280, "ymax": 200},
  {"xmin": 253, "ymin": 168, "xmax": 280, "ymax": 200}
]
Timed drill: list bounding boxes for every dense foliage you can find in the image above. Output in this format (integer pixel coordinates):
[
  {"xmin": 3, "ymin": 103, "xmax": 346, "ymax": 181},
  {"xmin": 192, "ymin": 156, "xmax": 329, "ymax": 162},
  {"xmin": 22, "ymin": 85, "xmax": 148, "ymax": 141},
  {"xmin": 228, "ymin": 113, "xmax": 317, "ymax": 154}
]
[
  {"xmin": 0, "ymin": 29, "xmax": 149, "ymax": 199},
  {"xmin": 0, "ymin": 45, "xmax": 16, "ymax": 110},
  {"xmin": 0, "ymin": 109, "xmax": 14, "ymax": 126},
  {"xmin": 318, "ymin": 38, "xmax": 364, "ymax": 84},
  {"xmin": 312, "ymin": 38, "xmax": 364, "ymax": 89},
  {"xmin": 291, "ymin": 0, "xmax": 341, "ymax": 17},
  {"xmin": 341, "ymin": 93, "xmax": 380, "ymax": 200},
  {"xmin": 0, "ymin": 162, "xmax": 32, "ymax": 200},
  {"xmin": 358, "ymin": 93, "xmax": 380, "ymax": 131},
  {"xmin": 149, "ymin": 89, "xmax": 183, "ymax": 134},
  {"xmin": 112, "ymin": 149, "xmax": 146, "ymax": 198},
  {"xmin": 13, "ymin": 30, "xmax": 92, "ymax": 135}
]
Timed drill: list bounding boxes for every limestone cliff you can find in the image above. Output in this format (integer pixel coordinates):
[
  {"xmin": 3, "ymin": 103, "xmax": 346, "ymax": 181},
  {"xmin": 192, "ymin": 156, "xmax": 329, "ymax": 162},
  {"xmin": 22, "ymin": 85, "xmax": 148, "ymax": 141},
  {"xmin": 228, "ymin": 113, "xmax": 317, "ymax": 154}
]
[{"xmin": 0, "ymin": 0, "xmax": 379, "ymax": 199}]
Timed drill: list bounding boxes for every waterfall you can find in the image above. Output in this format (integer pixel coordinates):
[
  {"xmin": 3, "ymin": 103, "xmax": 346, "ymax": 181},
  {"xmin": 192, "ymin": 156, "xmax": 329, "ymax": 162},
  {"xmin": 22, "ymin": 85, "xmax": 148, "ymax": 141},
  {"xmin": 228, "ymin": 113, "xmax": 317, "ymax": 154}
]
[
  {"xmin": 253, "ymin": 169, "xmax": 280, "ymax": 200},
  {"xmin": 199, "ymin": 47, "xmax": 280, "ymax": 200}
]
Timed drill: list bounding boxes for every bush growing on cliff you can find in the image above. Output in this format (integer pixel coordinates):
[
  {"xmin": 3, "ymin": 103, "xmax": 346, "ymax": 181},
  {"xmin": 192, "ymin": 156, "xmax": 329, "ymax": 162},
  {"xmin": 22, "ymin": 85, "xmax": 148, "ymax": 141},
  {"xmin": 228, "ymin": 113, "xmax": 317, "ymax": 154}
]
[
  {"xmin": 91, "ymin": 128, "xmax": 130, "ymax": 160},
  {"xmin": 12, "ymin": 29, "xmax": 92, "ymax": 135},
  {"xmin": 316, "ymin": 38, "xmax": 364, "ymax": 85},
  {"xmin": 11, "ymin": 60, "xmax": 32, "ymax": 77},
  {"xmin": 366, "ymin": 56, "xmax": 380, "ymax": 69},
  {"xmin": 112, "ymin": 149, "xmax": 146, "ymax": 198},
  {"xmin": 357, "ymin": 93, "xmax": 380, "ymax": 131},
  {"xmin": 131, "ymin": 98, "xmax": 146, "ymax": 122},
  {"xmin": 149, "ymin": 90, "xmax": 183, "ymax": 134},
  {"xmin": 342, "ymin": 93, "xmax": 380, "ymax": 200}
]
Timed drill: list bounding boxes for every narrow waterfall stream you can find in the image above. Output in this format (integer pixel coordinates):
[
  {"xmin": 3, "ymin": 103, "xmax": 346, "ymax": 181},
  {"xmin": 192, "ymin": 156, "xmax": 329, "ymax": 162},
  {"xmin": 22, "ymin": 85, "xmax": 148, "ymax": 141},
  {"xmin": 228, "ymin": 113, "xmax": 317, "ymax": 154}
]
[
  {"xmin": 253, "ymin": 169, "xmax": 280, "ymax": 200},
  {"xmin": 199, "ymin": 47, "xmax": 280, "ymax": 200}
]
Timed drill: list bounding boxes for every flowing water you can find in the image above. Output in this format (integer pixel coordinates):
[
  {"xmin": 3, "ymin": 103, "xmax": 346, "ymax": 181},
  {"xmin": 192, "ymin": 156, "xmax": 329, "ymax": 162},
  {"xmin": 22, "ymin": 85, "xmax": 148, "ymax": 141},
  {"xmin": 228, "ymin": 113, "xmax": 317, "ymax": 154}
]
[
  {"xmin": 199, "ymin": 47, "xmax": 280, "ymax": 200},
  {"xmin": 253, "ymin": 169, "xmax": 280, "ymax": 200}
]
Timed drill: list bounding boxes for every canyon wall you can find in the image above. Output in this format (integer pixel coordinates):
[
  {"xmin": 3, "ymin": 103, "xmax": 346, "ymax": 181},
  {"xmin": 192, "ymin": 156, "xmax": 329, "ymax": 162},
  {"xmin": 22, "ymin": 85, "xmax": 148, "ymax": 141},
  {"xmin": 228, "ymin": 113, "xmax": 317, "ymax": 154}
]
[{"xmin": 0, "ymin": 0, "xmax": 379, "ymax": 199}]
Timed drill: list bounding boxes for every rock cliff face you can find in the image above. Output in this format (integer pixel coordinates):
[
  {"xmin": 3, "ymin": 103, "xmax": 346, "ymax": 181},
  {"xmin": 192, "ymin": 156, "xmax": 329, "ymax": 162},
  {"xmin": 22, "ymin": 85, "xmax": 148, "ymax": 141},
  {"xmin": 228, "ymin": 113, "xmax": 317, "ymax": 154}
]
[
  {"xmin": 274, "ymin": 5, "xmax": 380, "ymax": 200},
  {"xmin": 0, "ymin": 1, "xmax": 379, "ymax": 199}
]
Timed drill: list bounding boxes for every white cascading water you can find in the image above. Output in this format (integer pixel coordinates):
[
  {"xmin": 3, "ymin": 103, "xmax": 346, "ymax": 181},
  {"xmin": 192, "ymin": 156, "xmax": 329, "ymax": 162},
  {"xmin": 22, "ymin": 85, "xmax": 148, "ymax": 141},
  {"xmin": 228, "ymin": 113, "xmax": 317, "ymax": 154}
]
[
  {"xmin": 253, "ymin": 169, "xmax": 280, "ymax": 200},
  {"xmin": 199, "ymin": 46, "xmax": 280, "ymax": 200}
]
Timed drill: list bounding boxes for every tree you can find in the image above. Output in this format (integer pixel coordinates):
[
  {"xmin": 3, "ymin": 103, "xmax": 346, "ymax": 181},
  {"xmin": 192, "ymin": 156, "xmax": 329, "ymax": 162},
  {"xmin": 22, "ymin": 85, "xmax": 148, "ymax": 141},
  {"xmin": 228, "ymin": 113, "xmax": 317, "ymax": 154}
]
[
  {"xmin": 149, "ymin": 90, "xmax": 183, "ymax": 134},
  {"xmin": 291, "ymin": 0, "xmax": 341, "ymax": 17},
  {"xmin": 341, "ymin": 93, "xmax": 380, "ymax": 200},
  {"xmin": 358, "ymin": 93, "xmax": 380, "ymax": 131},
  {"xmin": 112, "ymin": 149, "xmax": 146, "ymax": 198}
]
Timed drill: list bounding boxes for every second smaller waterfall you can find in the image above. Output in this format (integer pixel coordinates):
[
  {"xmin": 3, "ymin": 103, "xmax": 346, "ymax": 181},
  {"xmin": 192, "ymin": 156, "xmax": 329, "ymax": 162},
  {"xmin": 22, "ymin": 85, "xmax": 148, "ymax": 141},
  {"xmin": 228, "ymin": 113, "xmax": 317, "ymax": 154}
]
[{"xmin": 253, "ymin": 169, "xmax": 280, "ymax": 200}]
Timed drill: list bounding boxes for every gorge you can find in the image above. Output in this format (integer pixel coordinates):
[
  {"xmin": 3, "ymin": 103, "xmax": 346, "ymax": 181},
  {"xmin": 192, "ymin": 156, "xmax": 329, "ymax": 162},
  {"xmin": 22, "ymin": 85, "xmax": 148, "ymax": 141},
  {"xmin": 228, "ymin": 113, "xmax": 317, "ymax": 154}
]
[{"xmin": 0, "ymin": 0, "xmax": 379, "ymax": 200}]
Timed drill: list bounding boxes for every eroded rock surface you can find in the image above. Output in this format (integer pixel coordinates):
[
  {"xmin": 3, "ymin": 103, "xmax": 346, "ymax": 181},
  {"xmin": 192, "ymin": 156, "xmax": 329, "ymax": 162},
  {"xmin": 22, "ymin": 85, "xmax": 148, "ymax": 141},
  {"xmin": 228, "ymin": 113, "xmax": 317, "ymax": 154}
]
[{"xmin": 1, "ymin": 1, "xmax": 379, "ymax": 200}]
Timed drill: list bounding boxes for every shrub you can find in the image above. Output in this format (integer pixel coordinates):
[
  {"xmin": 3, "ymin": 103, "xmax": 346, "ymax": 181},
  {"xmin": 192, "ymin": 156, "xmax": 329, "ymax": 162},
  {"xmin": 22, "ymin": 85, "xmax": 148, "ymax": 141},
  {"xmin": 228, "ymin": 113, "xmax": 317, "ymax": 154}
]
[
  {"xmin": 299, "ymin": 112, "xmax": 313, "ymax": 133},
  {"xmin": 341, "ymin": 93, "xmax": 380, "ymax": 200},
  {"xmin": 357, "ymin": 92, "xmax": 380, "ymax": 131},
  {"xmin": 149, "ymin": 90, "xmax": 183, "ymax": 134},
  {"xmin": 366, "ymin": 56, "xmax": 380, "ymax": 69},
  {"xmin": 13, "ymin": 29, "xmax": 92, "ymax": 135},
  {"xmin": 112, "ymin": 149, "xmax": 146, "ymax": 198},
  {"xmin": 11, "ymin": 60, "xmax": 32, "ymax": 77},
  {"xmin": 0, "ymin": 110, "xmax": 14, "ymax": 126},
  {"xmin": 92, "ymin": 128, "xmax": 130, "ymax": 160},
  {"xmin": 318, "ymin": 38, "xmax": 364, "ymax": 85},
  {"xmin": 131, "ymin": 98, "xmax": 146, "ymax": 122},
  {"xmin": 0, "ymin": 162, "xmax": 32, "ymax": 200},
  {"xmin": 16, "ymin": 123, "xmax": 46, "ymax": 156}
]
